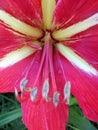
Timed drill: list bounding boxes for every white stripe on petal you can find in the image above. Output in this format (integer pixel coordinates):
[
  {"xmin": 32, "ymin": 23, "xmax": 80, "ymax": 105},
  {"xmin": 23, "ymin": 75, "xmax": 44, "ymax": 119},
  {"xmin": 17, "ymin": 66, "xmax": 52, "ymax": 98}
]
[
  {"xmin": 53, "ymin": 13, "xmax": 98, "ymax": 41},
  {"xmin": 0, "ymin": 10, "xmax": 43, "ymax": 38},
  {"xmin": 42, "ymin": 0, "xmax": 56, "ymax": 29},
  {"xmin": 56, "ymin": 44, "xmax": 98, "ymax": 75},
  {"xmin": 0, "ymin": 46, "xmax": 35, "ymax": 68}
]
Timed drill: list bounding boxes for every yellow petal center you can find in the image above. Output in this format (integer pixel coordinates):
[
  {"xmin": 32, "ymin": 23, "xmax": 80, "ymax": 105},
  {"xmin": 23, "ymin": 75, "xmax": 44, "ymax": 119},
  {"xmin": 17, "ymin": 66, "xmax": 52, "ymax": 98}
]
[{"xmin": 42, "ymin": 0, "xmax": 56, "ymax": 30}]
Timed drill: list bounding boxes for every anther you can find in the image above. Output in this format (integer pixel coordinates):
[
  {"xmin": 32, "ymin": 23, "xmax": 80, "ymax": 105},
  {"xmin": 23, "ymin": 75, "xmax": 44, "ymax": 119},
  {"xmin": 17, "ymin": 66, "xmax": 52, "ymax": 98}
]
[
  {"xmin": 20, "ymin": 78, "xmax": 28, "ymax": 91},
  {"xmin": 42, "ymin": 79, "xmax": 49, "ymax": 101},
  {"xmin": 64, "ymin": 81, "xmax": 71, "ymax": 104},
  {"xmin": 53, "ymin": 92, "xmax": 60, "ymax": 107},
  {"xmin": 30, "ymin": 87, "xmax": 38, "ymax": 101}
]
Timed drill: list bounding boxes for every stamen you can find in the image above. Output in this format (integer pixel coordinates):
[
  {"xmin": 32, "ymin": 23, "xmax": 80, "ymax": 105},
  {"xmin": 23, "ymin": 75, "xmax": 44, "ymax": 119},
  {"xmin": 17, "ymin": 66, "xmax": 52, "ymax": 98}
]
[
  {"xmin": 52, "ymin": 13, "xmax": 98, "ymax": 41},
  {"xmin": 0, "ymin": 10, "xmax": 43, "ymax": 38},
  {"xmin": 14, "ymin": 87, "xmax": 22, "ymax": 102},
  {"xmin": 0, "ymin": 46, "xmax": 35, "ymax": 68},
  {"xmin": 64, "ymin": 81, "xmax": 71, "ymax": 104},
  {"xmin": 56, "ymin": 44, "xmax": 98, "ymax": 75},
  {"xmin": 30, "ymin": 87, "xmax": 38, "ymax": 101},
  {"xmin": 15, "ymin": 87, "xmax": 18, "ymax": 96},
  {"xmin": 20, "ymin": 78, "xmax": 28, "ymax": 91},
  {"xmin": 42, "ymin": 0, "xmax": 56, "ymax": 30},
  {"xmin": 42, "ymin": 79, "xmax": 49, "ymax": 100},
  {"xmin": 15, "ymin": 87, "xmax": 30, "ymax": 102},
  {"xmin": 53, "ymin": 92, "xmax": 60, "ymax": 107}
]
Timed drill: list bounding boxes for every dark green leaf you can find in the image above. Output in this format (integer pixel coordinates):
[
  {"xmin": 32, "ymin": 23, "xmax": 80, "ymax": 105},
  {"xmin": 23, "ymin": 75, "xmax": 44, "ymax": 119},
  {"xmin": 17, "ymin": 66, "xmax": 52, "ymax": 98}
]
[
  {"xmin": 68, "ymin": 107, "xmax": 97, "ymax": 130},
  {"xmin": 0, "ymin": 108, "xmax": 22, "ymax": 126}
]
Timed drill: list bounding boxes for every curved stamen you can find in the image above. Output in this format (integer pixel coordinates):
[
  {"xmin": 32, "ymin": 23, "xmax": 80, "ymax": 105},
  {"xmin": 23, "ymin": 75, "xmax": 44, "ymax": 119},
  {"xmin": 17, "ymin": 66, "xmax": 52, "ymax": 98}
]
[
  {"xmin": 48, "ymin": 41, "xmax": 62, "ymax": 107},
  {"xmin": 32, "ymin": 45, "xmax": 46, "ymax": 88},
  {"xmin": 20, "ymin": 78, "xmax": 28, "ymax": 91},
  {"xmin": 29, "ymin": 44, "xmax": 47, "ymax": 103},
  {"xmin": 41, "ymin": 40, "xmax": 52, "ymax": 102},
  {"xmin": 15, "ymin": 87, "xmax": 29, "ymax": 102},
  {"xmin": 15, "ymin": 53, "xmax": 40, "ymax": 102},
  {"xmin": 20, "ymin": 78, "xmax": 32, "ymax": 92}
]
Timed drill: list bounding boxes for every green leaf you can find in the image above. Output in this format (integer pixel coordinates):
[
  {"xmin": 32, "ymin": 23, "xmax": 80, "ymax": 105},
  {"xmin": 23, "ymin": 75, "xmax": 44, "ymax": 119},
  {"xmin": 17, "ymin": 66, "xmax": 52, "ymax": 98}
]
[
  {"xmin": 70, "ymin": 97, "xmax": 78, "ymax": 106},
  {"xmin": 68, "ymin": 107, "xmax": 97, "ymax": 130},
  {"xmin": 0, "ymin": 108, "xmax": 22, "ymax": 126}
]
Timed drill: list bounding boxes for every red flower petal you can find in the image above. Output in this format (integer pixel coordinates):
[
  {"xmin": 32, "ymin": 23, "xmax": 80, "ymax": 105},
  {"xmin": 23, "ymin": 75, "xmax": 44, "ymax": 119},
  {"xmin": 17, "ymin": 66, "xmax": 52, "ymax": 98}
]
[
  {"xmin": 59, "ymin": 50, "xmax": 98, "ymax": 122},
  {"xmin": 0, "ymin": 24, "xmax": 25, "ymax": 58},
  {"xmin": 20, "ymin": 48, "xmax": 69, "ymax": 130},
  {"xmin": 32, "ymin": 0, "xmax": 42, "ymax": 17},
  {"xmin": 67, "ymin": 37, "xmax": 98, "ymax": 71},
  {"xmin": 65, "ymin": 38, "xmax": 98, "ymax": 122},
  {"xmin": 0, "ymin": 53, "xmax": 37, "ymax": 93},
  {"xmin": 0, "ymin": 24, "xmax": 41, "ymax": 92},
  {"xmin": 53, "ymin": 0, "xmax": 98, "ymax": 28},
  {"xmin": 22, "ymin": 101, "xmax": 68, "ymax": 130},
  {"xmin": 0, "ymin": 0, "xmax": 42, "ymax": 27}
]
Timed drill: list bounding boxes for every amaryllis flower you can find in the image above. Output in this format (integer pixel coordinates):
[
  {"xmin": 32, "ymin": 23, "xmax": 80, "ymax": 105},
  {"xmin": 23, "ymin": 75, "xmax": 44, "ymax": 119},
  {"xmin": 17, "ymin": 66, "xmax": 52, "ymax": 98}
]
[{"xmin": 0, "ymin": 0, "xmax": 98, "ymax": 130}]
